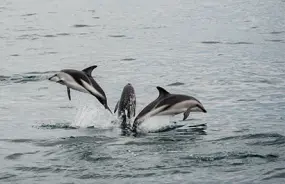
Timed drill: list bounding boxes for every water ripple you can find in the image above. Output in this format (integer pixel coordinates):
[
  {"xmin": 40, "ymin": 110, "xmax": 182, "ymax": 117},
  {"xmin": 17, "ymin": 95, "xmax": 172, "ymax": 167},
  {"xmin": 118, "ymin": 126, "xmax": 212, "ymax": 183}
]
[
  {"xmin": 263, "ymin": 171, "xmax": 285, "ymax": 180},
  {"xmin": 73, "ymin": 24, "xmax": 93, "ymax": 28},
  {"xmin": 269, "ymin": 31, "xmax": 285, "ymax": 35},
  {"xmin": 5, "ymin": 151, "xmax": 40, "ymax": 160},
  {"xmin": 0, "ymin": 71, "xmax": 57, "ymax": 85},
  {"xmin": 201, "ymin": 41, "xmax": 221, "ymax": 44},
  {"xmin": 265, "ymin": 39, "xmax": 284, "ymax": 43},
  {"xmin": 180, "ymin": 152, "xmax": 278, "ymax": 162},
  {"xmin": 38, "ymin": 123, "xmax": 78, "ymax": 130},
  {"xmin": 0, "ymin": 139, "xmax": 34, "ymax": 143},
  {"xmin": 201, "ymin": 41, "xmax": 254, "ymax": 45},
  {"xmin": 167, "ymin": 82, "xmax": 185, "ymax": 86},
  {"xmin": 225, "ymin": 42, "xmax": 254, "ymax": 45},
  {"xmin": 0, "ymin": 173, "xmax": 16, "ymax": 181},
  {"xmin": 108, "ymin": 35, "xmax": 126, "ymax": 38},
  {"xmin": 121, "ymin": 58, "xmax": 136, "ymax": 61},
  {"xmin": 21, "ymin": 13, "xmax": 36, "ymax": 16},
  {"xmin": 213, "ymin": 133, "xmax": 284, "ymax": 142},
  {"xmin": 14, "ymin": 165, "xmax": 70, "ymax": 173}
]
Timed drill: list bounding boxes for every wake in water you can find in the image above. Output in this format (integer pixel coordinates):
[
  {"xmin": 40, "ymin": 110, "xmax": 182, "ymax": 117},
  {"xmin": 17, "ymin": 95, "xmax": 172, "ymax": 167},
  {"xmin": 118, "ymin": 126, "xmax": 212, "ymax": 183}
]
[
  {"xmin": 38, "ymin": 101, "xmax": 205, "ymax": 135},
  {"xmin": 138, "ymin": 116, "xmax": 176, "ymax": 133},
  {"xmin": 72, "ymin": 104, "xmax": 186, "ymax": 133}
]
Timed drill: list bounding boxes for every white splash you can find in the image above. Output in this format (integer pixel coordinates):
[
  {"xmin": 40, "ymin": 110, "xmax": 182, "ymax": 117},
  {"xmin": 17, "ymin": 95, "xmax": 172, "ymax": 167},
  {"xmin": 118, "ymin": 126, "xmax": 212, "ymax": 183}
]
[
  {"xmin": 138, "ymin": 115, "xmax": 173, "ymax": 132},
  {"xmin": 71, "ymin": 103, "xmax": 116, "ymax": 128}
]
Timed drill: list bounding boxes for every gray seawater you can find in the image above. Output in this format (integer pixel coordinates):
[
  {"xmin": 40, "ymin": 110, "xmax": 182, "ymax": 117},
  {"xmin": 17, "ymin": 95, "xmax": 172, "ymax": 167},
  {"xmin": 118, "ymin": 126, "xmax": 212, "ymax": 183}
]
[{"xmin": 1, "ymin": 0, "xmax": 285, "ymax": 183}]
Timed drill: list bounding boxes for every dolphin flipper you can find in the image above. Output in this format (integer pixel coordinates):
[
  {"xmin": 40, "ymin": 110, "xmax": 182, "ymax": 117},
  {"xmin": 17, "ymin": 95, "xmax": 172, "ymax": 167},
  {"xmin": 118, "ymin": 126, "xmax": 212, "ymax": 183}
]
[
  {"xmin": 114, "ymin": 100, "xmax": 120, "ymax": 113},
  {"xmin": 82, "ymin": 65, "xmax": 97, "ymax": 77},
  {"xmin": 183, "ymin": 107, "xmax": 192, "ymax": 121},
  {"xmin": 67, "ymin": 87, "xmax": 71, "ymax": 101},
  {"xmin": 183, "ymin": 103, "xmax": 207, "ymax": 121}
]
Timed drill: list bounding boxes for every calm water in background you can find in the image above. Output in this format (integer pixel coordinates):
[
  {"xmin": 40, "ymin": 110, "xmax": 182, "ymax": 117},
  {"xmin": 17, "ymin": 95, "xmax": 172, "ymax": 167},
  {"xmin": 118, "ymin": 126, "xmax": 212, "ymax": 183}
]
[{"xmin": 1, "ymin": 0, "xmax": 285, "ymax": 183}]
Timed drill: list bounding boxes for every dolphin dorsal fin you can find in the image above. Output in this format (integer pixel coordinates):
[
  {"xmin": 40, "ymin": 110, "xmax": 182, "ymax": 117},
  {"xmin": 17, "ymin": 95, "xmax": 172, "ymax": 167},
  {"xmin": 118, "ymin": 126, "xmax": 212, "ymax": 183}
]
[
  {"xmin": 156, "ymin": 86, "xmax": 170, "ymax": 97},
  {"xmin": 82, "ymin": 65, "xmax": 97, "ymax": 77}
]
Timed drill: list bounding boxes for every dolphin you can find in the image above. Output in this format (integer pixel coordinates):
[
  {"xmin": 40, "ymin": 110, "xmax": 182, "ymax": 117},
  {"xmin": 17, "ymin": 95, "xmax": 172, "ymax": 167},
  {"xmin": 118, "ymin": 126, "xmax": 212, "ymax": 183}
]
[
  {"xmin": 48, "ymin": 65, "xmax": 112, "ymax": 113},
  {"xmin": 150, "ymin": 94, "xmax": 207, "ymax": 120},
  {"xmin": 114, "ymin": 83, "xmax": 136, "ymax": 119},
  {"xmin": 132, "ymin": 86, "xmax": 171, "ymax": 132},
  {"xmin": 114, "ymin": 83, "xmax": 136, "ymax": 132},
  {"xmin": 132, "ymin": 87, "xmax": 207, "ymax": 133}
]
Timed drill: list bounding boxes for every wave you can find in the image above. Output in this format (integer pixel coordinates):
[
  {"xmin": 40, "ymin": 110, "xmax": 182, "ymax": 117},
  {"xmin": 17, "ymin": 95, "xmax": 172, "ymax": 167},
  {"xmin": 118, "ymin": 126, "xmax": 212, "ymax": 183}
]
[
  {"xmin": 213, "ymin": 133, "xmax": 284, "ymax": 141},
  {"xmin": 211, "ymin": 133, "xmax": 285, "ymax": 148},
  {"xmin": 201, "ymin": 41, "xmax": 254, "ymax": 45},
  {"xmin": 180, "ymin": 152, "xmax": 278, "ymax": 162},
  {"xmin": 5, "ymin": 151, "xmax": 40, "ymax": 160},
  {"xmin": 0, "ymin": 71, "xmax": 57, "ymax": 85},
  {"xmin": 263, "ymin": 167, "xmax": 285, "ymax": 181}
]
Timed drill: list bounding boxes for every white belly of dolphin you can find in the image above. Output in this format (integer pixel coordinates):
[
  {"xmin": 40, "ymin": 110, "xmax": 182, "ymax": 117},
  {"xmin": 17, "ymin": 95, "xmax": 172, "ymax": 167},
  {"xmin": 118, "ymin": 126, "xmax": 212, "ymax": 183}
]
[
  {"xmin": 136, "ymin": 105, "xmax": 168, "ymax": 123},
  {"xmin": 81, "ymin": 80, "xmax": 105, "ymax": 99},
  {"xmin": 59, "ymin": 72, "xmax": 89, "ymax": 93}
]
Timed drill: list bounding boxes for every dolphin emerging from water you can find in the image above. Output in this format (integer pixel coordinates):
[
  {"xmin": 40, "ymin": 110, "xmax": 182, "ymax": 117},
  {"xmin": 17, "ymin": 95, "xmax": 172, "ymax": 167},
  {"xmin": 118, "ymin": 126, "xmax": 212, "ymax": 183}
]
[
  {"xmin": 48, "ymin": 65, "xmax": 112, "ymax": 113},
  {"xmin": 132, "ymin": 86, "xmax": 171, "ymax": 132},
  {"xmin": 114, "ymin": 83, "xmax": 136, "ymax": 132},
  {"xmin": 132, "ymin": 86, "xmax": 207, "ymax": 133}
]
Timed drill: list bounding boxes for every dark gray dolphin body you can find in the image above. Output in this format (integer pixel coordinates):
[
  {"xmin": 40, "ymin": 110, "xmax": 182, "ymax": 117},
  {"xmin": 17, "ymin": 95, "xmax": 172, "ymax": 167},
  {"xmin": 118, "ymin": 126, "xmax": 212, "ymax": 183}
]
[
  {"xmin": 132, "ymin": 86, "xmax": 207, "ymax": 133},
  {"xmin": 152, "ymin": 94, "xmax": 207, "ymax": 119},
  {"xmin": 82, "ymin": 66, "xmax": 112, "ymax": 113},
  {"xmin": 48, "ymin": 65, "xmax": 112, "ymax": 113},
  {"xmin": 114, "ymin": 83, "xmax": 136, "ymax": 119},
  {"xmin": 132, "ymin": 86, "xmax": 170, "ymax": 132},
  {"xmin": 114, "ymin": 83, "xmax": 136, "ymax": 132}
]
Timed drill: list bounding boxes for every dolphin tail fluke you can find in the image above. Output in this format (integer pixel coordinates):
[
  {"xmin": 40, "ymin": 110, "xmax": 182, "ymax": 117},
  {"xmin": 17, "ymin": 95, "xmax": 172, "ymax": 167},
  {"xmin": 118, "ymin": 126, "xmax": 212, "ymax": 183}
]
[{"xmin": 105, "ymin": 105, "xmax": 113, "ymax": 114}]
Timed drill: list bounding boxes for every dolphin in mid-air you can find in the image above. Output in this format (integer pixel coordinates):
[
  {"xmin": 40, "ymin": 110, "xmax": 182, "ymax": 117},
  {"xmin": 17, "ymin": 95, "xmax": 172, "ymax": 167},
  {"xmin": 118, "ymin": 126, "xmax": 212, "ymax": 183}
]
[
  {"xmin": 132, "ymin": 86, "xmax": 207, "ymax": 133},
  {"xmin": 48, "ymin": 65, "xmax": 112, "ymax": 113},
  {"xmin": 114, "ymin": 83, "xmax": 136, "ymax": 133}
]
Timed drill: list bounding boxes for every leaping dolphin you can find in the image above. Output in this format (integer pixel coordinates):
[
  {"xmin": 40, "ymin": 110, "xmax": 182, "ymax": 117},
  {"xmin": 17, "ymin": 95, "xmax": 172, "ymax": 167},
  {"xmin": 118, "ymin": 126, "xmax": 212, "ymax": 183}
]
[
  {"xmin": 132, "ymin": 86, "xmax": 207, "ymax": 133},
  {"xmin": 48, "ymin": 65, "xmax": 112, "ymax": 113},
  {"xmin": 132, "ymin": 86, "xmax": 171, "ymax": 132},
  {"xmin": 114, "ymin": 83, "xmax": 136, "ymax": 133}
]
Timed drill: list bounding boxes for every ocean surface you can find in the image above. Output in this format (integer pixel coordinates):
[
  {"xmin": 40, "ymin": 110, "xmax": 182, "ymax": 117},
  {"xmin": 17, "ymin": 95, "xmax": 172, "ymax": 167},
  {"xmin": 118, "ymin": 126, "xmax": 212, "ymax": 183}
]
[{"xmin": 1, "ymin": 0, "xmax": 285, "ymax": 183}]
